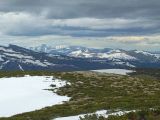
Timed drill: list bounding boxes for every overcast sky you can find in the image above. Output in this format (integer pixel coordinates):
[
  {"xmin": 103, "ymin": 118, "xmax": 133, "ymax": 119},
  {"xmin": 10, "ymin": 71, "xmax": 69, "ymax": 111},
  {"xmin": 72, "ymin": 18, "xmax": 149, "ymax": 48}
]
[{"xmin": 0, "ymin": 0, "xmax": 160, "ymax": 51}]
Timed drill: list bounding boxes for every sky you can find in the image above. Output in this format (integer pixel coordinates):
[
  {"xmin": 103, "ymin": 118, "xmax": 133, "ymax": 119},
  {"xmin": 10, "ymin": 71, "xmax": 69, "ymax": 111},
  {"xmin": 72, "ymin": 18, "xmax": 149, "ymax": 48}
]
[{"xmin": 0, "ymin": 0, "xmax": 160, "ymax": 51}]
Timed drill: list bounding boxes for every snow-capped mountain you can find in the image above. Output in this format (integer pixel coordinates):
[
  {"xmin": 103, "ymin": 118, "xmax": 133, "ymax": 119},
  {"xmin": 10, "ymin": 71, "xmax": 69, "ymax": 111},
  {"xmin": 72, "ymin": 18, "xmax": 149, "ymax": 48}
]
[
  {"xmin": 31, "ymin": 44, "xmax": 159, "ymax": 60},
  {"xmin": 0, "ymin": 45, "xmax": 85, "ymax": 71},
  {"xmin": 69, "ymin": 49, "xmax": 137, "ymax": 61},
  {"xmin": 0, "ymin": 44, "xmax": 159, "ymax": 71},
  {"xmin": 30, "ymin": 44, "xmax": 160, "ymax": 69},
  {"xmin": 0, "ymin": 44, "xmax": 118, "ymax": 71}
]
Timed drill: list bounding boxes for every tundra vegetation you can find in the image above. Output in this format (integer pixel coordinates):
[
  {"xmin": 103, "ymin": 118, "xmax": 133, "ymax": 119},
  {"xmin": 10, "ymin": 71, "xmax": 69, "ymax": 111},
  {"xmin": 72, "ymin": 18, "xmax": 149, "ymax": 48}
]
[{"xmin": 0, "ymin": 69, "xmax": 160, "ymax": 120}]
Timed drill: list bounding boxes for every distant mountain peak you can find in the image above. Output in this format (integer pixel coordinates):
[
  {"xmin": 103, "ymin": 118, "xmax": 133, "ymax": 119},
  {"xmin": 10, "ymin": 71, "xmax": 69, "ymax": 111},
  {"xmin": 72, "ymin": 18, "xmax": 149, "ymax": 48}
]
[{"xmin": 0, "ymin": 44, "xmax": 160, "ymax": 71}]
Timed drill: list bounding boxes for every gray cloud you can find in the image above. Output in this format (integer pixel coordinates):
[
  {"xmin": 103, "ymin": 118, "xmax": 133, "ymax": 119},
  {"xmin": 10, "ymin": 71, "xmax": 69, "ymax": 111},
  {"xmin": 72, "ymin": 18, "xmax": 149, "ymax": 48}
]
[
  {"xmin": 0, "ymin": 0, "xmax": 159, "ymax": 51},
  {"xmin": 0, "ymin": 0, "xmax": 159, "ymax": 19},
  {"xmin": 0, "ymin": 12, "xmax": 159, "ymax": 37}
]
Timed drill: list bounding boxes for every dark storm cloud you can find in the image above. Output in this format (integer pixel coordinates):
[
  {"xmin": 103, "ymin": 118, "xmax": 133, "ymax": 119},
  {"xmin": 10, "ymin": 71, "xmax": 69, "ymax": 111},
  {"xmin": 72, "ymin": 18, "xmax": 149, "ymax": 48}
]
[{"xmin": 0, "ymin": 0, "xmax": 159, "ymax": 19}]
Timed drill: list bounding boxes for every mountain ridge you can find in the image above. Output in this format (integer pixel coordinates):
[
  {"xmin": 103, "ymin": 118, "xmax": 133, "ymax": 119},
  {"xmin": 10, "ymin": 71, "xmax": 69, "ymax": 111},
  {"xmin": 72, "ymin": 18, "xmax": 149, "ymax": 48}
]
[{"xmin": 0, "ymin": 44, "xmax": 160, "ymax": 71}]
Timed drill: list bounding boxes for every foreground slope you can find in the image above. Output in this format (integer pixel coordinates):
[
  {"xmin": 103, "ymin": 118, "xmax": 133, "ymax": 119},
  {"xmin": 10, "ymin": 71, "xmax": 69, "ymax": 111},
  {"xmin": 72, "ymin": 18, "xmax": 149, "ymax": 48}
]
[{"xmin": 0, "ymin": 70, "xmax": 160, "ymax": 120}]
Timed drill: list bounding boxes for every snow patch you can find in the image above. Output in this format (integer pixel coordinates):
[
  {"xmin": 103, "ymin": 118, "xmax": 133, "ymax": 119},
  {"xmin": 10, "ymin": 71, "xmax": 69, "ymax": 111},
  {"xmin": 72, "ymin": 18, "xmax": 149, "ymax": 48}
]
[
  {"xmin": 91, "ymin": 69, "xmax": 134, "ymax": 75},
  {"xmin": 69, "ymin": 50, "xmax": 94, "ymax": 58},
  {"xmin": 0, "ymin": 47, "xmax": 14, "ymax": 53},
  {"xmin": 0, "ymin": 76, "xmax": 70, "ymax": 117},
  {"xmin": 0, "ymin": 55, "xmax": 4, "ymax": 61},
  {"xmin": 3, "ymin": 52, "xmax": 33, "ymax": 59},
  {"xmin": 0, "ymin": 60, "xmax": 10, "ymax": 69},
  {"xmin": 54, "ymin": 110, "xmax": 135, "ymax": 120},
  {"xmin": 22, "ymin": 59, "xmax": 47, "ymax": 67},
  {"xmin": 98, "ymin": 52, "xmax": 137, "ymax": 60},
  {"xmin": 18, "ymin": 64, "xmax": 24, "ymax": 71},
  {"xmin": 135, "ymin": 50, "xmax": 160, "ymax": 59}
]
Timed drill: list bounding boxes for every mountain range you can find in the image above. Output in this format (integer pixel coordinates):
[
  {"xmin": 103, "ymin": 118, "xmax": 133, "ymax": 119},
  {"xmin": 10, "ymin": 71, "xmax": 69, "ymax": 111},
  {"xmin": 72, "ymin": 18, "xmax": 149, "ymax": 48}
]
[
  {"xmin": 0, "ymin": 44, "xmax": 160, "ymax": 71},
  {"xmin": 31, "ymin": 44, "xmax": 160, "ymax": 68}
]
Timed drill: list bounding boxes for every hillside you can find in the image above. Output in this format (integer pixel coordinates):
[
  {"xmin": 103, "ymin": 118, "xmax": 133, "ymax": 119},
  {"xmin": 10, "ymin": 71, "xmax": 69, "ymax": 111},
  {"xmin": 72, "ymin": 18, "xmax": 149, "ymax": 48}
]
[{"xmin": 0, "ymin": 69, "xmax": 160, "ymax": 120}]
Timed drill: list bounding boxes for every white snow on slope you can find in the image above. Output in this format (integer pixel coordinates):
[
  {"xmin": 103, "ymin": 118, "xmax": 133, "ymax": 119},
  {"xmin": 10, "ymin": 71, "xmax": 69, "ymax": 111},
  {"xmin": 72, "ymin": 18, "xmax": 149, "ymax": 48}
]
[
  {"xmin": 0, "ymin": 60, "xmax": 10, "ymax": 69},
  {"xmin": 135, "ymin": 50, "xmax": 160, "ymax": 59},
  {"xmin": 135, "ymin": 50, "xmax": 153, "ymax": 56},
  {"xmin": 0, "ymin": 47, "xmax": 14, "ymax": 53},
  {"xmin": 0, "ymin": 55, "xmax": 4, "ymax": 61},
  {"xmin": 98, "ymin": 52, "xmax": 136, "ymax": 60},
  {"xmin": 107, "ymin": 50, "xmax": 121, "ymax": 53},
  {"xmin": 69, "ymin": 50, "xmax": 94, "ymax": 58},
  {"xmin": 44, "ymin": 61, "xmax": 56, "ymax": 66},
  {"xmin": 22, "ymin": 59, "xmax": 52, "ymax": 67},
  {"xmin": 0, "ymin": 76, "xmax": 70, "ymax": 117},
  {"xmin": 70, "ymin": 50, "xmax": 82, "ymax": 56},
  {"xmin": 126, "ymin": 62, "xmax": 136, "ymax": 68},
  {"xmin": 91, "ymin": 69, "xmax": 134, "ymax": 75},
  {"xmin": 54, "ymin": 110, "xmax": 135, "ymax": 120},
  {"xmin": 0, "ymin": 47, "xmax": 57, "ymax": 68},
  {"xmin": 18, "ymin": 64, "xmax": 24, "ymax": 71},
  {"xmin": 3, "ymin": 52, "xmax": 33, "ymax": 59},
  {"xmin": 69, "ymin": 49, "xmax": 137, "ymax": 60}
]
